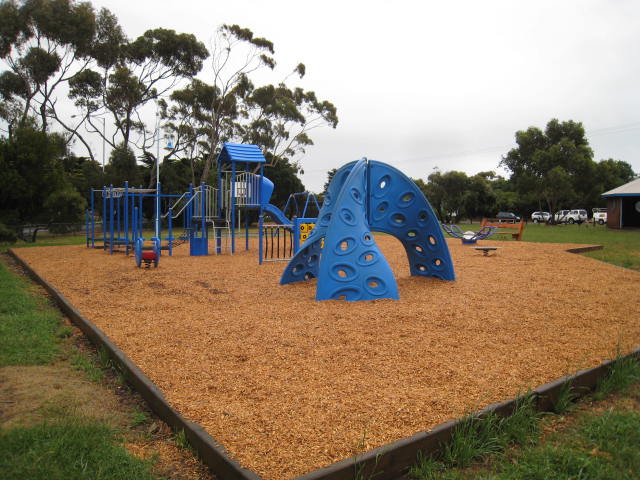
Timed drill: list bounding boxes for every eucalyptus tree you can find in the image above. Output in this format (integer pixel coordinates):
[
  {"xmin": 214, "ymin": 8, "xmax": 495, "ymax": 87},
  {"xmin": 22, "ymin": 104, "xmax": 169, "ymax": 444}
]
[
  {"xmin": 161, "ymin": 24, "xmax": 338, "ymax": 185},
  {"xmin": 0, "ymin": 0, "xmax": 96, "ymax": 134},
  {"xmin": 68, "ymin": 18, "xmax": 209, "ymax": 166}
]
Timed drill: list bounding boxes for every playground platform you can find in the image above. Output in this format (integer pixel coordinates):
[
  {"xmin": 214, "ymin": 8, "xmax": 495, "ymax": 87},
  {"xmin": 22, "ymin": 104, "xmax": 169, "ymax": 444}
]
[{"xmin": 12, "ymin": 238, "xmax": 640, "ymax": 480}]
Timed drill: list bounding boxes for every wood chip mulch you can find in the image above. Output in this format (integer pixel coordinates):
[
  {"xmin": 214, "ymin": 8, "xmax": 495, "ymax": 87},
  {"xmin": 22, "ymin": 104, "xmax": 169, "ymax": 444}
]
[{"xmin": 13, "ymin": 237, "xmax": 640, "ymax": 480}]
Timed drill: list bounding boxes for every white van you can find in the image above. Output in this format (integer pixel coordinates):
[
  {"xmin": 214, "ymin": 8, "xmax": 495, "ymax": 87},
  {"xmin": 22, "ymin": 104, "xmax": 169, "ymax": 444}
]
[
  {"xmin": 593, "ymin": 208, "xmax": 607, "ymax": 225},
  {"xmin": 554, "ymin": 209, "xmax": 588, "ymax": 224}
]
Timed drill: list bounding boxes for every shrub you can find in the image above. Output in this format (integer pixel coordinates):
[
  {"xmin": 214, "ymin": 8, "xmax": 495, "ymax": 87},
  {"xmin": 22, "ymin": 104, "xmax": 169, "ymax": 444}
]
[{"xmin": 0, "ymin": 222, "xmax": 17, "ymax": 243}]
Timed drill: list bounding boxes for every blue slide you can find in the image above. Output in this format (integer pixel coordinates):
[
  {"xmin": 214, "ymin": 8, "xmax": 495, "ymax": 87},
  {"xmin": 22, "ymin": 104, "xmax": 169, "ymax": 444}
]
[{"xmin": 262, "ymin": 203, "xmax": 291, "ymax": 225}]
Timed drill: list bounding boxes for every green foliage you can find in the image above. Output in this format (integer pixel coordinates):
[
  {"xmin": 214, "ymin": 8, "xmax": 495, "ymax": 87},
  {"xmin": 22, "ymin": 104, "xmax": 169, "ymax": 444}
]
[
  {"xmin": 552, "ymin": 379, "xmax": 579, "ymax": 414},
  {"xmin": 105, "ymin": 144, "xmax": 141, "ymax": 186},
  {"xmin": 0, "ymin": 222, "xmax": 17, "ymax": 243},
  {"xmin": 0, "ymin": 0, "xmax": 98, "ymax": 129},
  {"xmin": 43, "ymin": 185, "xmax": 87, "ymax": 226},
  {"xmin": 264, "ymin": 159, "xmax": 305, "ymax": 208},
  {"xmin": 498, "ymin": 118, "xmax": 631, "ymax": 217},
  {"xmin": 420, "ymin": 169, "xmax": 497, "ymax": 222},
  {"xmin": 0, "ymin": 261, "xmax": 61, "ymax": 366},
  {"xmin": 162, "ymin": 24, "xmax": 337, "ymax": 185},
  {"xmin": 442, "ymin": 412, "xmax": 504, "ymax": 467},
  {"xmin": 440, "ymin": 393, "xmax": 540, "ymax": 469},
  {"xmin": 0, "ymin": 419, "xmax": 157, "ymax": 480},
  {"xmin": 595, "ymin": 355, "xmax": 640, "ymax": 397},
  {"xmin": 0, "ymin": 126, "xmax": 73, "ymax": 224}
]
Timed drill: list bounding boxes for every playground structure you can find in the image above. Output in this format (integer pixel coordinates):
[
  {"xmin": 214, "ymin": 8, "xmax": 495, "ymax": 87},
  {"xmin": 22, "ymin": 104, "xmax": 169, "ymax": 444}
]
[
  {"xmin": 85, "ymin": 143, "xmax": 319, "ymax": 264},
  {"xmin": 441, "ymin": 224, "xmax": 498, "ymax": 244},
  {"xmin": 281, "ymin": 158, "xmax": 455, "ymax": 301}
]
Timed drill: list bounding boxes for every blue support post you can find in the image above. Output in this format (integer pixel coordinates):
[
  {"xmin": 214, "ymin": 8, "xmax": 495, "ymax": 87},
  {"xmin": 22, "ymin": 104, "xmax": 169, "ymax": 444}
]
[
  {"xmin": 138, "ymin": 189, "xmax": 143, "ymax": 239},
  {"xmin": 258, "ymin": 211, "xmax": 264, "ymax": 265},
  {"xmin": 231, "ymin": 162, "xmax": 236, "ymax": 254},
  {"xmin": 245, "ymin": 163, "xmax": 249, "ymax": 251},
  {"xmin": 102, "ymin": 187, "xmax": 107, "ymax": 250},
  {"xmin": 132, "ymin": 206, "xmax": 138, "ymax": 242},
  {"xmin": 116, "ymin": 195, "xmax": 121, "ymax": 245},
  {"xmin": 90, "ymin": 189, "xmax": 95, "ymax": 248},
  {"xmin": 293, "ymin": 217, "xmax": 301, "ymax": 253},
  {"xmin": 124, "ymin": 181, "xmax": 129, "ymax": 255},
  {"xmin": 168, "ymin": 208, "xmax": 173, "ymax": 256},
  {"xmin": 109, "ymin": 185, "xmax": 114, "ymax": 254}
]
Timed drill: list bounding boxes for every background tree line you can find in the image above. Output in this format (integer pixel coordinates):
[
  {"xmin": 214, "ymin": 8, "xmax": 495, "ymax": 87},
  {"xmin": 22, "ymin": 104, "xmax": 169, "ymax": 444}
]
[{"xmin": 410, "ymin": 119, "xmax": 635, "ymax": 223}]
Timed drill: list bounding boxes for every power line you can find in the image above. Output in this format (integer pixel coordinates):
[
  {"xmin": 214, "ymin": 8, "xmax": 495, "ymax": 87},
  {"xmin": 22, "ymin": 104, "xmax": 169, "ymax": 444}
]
[{"xmin": 301, "ymin": 120, "xmax": 640, "ymax": 176}]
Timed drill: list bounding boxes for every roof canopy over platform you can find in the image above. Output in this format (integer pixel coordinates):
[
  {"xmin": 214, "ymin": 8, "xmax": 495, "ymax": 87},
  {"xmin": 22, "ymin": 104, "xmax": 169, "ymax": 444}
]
[
  {"xmin": 602, "ymin": 177, "xmax": 640, "ymax": 197},
  {"xmin": 217, "ymin": 142, "xmax": 266, "ymax": 164}
]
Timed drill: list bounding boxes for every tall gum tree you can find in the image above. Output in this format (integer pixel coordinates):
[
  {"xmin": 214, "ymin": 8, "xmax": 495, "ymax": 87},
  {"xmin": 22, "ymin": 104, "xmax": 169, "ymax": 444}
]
[
  {"xmin": 0, "ymin": 0, "xmax": 96, "ymax": 134},
  {"xmin": 161, "ymin": 24, "xmax": 338, "ymax": 185}
]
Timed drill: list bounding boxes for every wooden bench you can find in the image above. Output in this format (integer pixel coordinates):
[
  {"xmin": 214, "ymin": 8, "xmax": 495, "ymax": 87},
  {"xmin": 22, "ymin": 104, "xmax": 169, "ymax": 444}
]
[{"xmin": 480, "ymin": 218, "xmax": 525, "ymax": 241}]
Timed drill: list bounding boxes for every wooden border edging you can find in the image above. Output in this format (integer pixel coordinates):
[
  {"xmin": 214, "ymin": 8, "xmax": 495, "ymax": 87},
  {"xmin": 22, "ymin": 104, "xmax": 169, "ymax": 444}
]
[
  {"xmin": 565, "ymin": 245, "xmax": 604, "ymax": 254},
  {"xmin": 7, "ymin": 249, "xmax": 263, "ymax": 480},
  {"xmin": 8, "ymin": 248, "xmax": 638, "ymax": 480}
]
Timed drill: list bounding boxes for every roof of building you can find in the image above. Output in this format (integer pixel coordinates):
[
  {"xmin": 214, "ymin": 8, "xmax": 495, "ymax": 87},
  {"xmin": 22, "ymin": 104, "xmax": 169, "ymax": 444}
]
[
  {"xmin": 602, "ymin": 177, "xmax": 640, "ymax": 197},
  {"xmin": 217, "ymin": 142, "xmax": 266, "ymax": 164}
]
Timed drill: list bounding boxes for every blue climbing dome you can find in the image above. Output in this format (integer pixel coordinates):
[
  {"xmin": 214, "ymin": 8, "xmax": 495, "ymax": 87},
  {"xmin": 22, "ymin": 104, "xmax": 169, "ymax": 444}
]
[{"xmin": 280, "ymin": 158, "xmax": 455, "ymax": 301}]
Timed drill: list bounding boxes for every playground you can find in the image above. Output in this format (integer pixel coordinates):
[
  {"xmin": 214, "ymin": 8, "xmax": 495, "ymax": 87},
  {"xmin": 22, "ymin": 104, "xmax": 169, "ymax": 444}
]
[{"xmin": 12, "ymin": 236, "xmax": 640, "ymax": 479}]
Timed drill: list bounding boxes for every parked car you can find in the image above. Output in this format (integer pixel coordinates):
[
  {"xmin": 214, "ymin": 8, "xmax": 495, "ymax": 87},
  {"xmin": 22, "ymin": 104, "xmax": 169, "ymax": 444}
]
[
  {"xmin": 592, "ymin": 208, "xmax": 607, "ymax": 225},
  {"xmin": 495, "ymin": 211, "xmax": 520, "ymax": 222},
  {"xmin": 531, "ymin": 211, "xmax": 551, "ymax": 223},
  {"xmin": 554, "ymin": 209, "xmax": 588, "ymax": 224}
]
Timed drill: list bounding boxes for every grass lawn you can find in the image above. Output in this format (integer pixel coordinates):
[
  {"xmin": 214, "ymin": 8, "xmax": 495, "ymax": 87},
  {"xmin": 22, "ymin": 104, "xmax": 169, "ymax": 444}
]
[
  {"xmin": 0, "ymin": 262, "xmax": 63, "ymax": 366},
  {"xmin": 0, "ymin": 253, "xmax": 211, "ymax": 480}
]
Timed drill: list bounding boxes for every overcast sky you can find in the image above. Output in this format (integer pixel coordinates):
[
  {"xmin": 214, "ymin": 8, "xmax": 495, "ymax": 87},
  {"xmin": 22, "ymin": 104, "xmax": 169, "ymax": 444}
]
[{"xmin": 92, "ymin": 0, "xmax": 640, "ymax": 192}]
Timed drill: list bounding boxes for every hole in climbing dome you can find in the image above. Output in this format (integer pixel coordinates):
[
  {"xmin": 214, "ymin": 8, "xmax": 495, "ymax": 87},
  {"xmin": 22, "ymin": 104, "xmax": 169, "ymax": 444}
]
[
  {"xmin": 399, "ymin": 191, "xmax": 415, "ymax": 207},
  {"xmin": 414, "ymin": 244, "xmax": 424, "ymax": 254},
  {"xmin": 304, "ymin": 272, "xmax": 315, "ymax": 280},
  {"xmin": 378, "ymin": 175, "xmax": 391, "ymax": 190},
  {"xmin": 364, "ymin": 276, "xmax": 387, "ymax": 295},
  {"xmin": 362, "ymin": 232, "xmax": 374, "ymax": 245},
  {"xmin": 331, "ymin": 264, "xmax": 356, "ymax": 282},
  {"xmin": 334, "ymin": 237, "xmax": 357, "ymax": 255},
  {"xmin": 357, "ymin": 250, "xmax": 377, "ymax": 266},
  {"xmin": 319, "ymin": 213, "xmax": 332, "ymax": 227},
  {"xmin": 350, "ymin": 187, "xmax": 363, "ymax": 204},
  {"xmin": 433, "ymin": 258, "xmax": 443, "ymax": 268},
  {"xmin": 428, "ymin": 235, "xmax": 436, "ymax": 246},
  {"xmin": 340, "ymin": 208, "xmax": 357, "ymax": 226},
  {"xmin": 417, "ymin": 210, "xmax": 429, "ymax": 224},
  {"xmin": 416, "ymin": 264, "xmax": 427, "ymax": 272},
  {"xmin": 390, "ymin": 213, "xmax": 406, "ymax": 226},
  {"xmin": 373, "ymin": 201, "xmax": 389, "ymax": 221}
]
